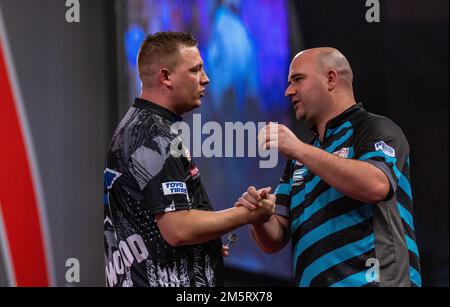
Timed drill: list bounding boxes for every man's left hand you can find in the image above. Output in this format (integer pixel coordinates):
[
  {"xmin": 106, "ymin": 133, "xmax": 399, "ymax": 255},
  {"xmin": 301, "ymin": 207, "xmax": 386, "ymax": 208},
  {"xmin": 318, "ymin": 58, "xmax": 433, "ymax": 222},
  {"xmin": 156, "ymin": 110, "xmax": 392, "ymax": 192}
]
[{"xmin": 259, "ymin": 123, "xmax": 304, "ymax": 160}]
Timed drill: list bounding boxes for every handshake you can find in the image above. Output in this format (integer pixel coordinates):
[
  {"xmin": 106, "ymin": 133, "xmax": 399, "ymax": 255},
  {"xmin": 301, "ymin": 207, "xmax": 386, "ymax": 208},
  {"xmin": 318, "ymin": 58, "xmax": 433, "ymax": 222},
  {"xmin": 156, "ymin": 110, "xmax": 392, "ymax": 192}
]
[{"xmin": 234, "ymin": 186, "xmax": 276, "ymax": 225}]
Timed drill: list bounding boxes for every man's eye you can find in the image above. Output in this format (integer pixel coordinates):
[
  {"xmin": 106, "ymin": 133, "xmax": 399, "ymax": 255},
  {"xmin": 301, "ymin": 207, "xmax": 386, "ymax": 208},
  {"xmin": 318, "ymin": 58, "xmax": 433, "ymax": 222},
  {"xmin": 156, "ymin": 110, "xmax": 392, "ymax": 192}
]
[{"xmin": 191, "ymin": 66, "xmax": 202, "ymax": 72}]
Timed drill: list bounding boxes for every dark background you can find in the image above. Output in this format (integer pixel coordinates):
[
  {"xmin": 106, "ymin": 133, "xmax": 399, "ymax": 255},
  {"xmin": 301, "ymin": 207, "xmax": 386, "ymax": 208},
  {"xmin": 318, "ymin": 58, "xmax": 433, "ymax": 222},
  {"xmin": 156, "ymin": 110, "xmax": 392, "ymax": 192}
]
[{"xmin": 0, "ymin": 0, "xmax": 447, "ymax": 286}]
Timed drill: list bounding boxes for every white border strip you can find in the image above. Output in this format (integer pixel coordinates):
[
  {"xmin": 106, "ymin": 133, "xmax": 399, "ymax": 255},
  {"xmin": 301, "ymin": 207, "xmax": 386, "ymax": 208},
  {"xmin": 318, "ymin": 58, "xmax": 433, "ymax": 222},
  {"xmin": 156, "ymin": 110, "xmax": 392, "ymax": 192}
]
[{"xmin": 0, "ymin": 4, "xmax": 56, "ymax": 286}]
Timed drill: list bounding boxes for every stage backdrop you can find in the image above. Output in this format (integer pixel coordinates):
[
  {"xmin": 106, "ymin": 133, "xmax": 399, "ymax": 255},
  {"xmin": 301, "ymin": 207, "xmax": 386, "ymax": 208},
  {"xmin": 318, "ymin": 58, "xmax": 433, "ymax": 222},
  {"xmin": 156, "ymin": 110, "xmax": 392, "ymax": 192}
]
[
  {"xmin": 0, "ymin": 0, "xmax": 447, "ymax": 287},
  {"xmin": 117, "ymin": 0, "xmax": 295, "ymax": 280},
  {"xmin": 0, "ymin": 0, "xmax": 115, "ymax": 286}
]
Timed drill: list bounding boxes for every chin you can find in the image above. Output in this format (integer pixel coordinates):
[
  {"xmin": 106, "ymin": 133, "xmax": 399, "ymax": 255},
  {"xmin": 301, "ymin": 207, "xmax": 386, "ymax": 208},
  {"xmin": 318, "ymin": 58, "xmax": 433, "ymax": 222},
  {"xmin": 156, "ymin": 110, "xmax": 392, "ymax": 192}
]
[{"xmin": 188, "ymin": 100, "xmax": 201, "ymax": 111}]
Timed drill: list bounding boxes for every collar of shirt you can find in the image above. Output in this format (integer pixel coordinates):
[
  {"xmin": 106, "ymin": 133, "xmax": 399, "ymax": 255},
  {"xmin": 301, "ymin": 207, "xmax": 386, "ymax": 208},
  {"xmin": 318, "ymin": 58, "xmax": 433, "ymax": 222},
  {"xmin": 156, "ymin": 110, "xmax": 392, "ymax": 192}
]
[
  {"xmin": 310, "ymin": 103, "xmax": 364, "ymax": 142},
  {"xmin": 133, "ymin": 98, "xmax": 183, "ymax": 123}
]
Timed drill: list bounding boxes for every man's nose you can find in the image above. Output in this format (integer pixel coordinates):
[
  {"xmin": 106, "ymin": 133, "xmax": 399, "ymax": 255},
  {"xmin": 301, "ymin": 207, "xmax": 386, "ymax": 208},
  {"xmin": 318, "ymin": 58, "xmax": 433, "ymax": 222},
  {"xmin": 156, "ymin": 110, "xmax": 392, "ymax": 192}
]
[
  {"xmin": 201, "ymin": 70, "xmax": 210, "ymax": 85},
  {"xmin": 285, "ymin": 85, "xmax": 295, "ymax": 97}
]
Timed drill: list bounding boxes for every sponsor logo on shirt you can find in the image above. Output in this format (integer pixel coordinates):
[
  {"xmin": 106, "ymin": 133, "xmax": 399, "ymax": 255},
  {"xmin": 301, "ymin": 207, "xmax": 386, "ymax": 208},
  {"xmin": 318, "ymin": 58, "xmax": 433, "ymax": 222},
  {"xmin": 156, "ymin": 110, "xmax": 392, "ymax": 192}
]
[
  {"xmin": 190, "ymin": 166, "xmax": 199, "ymax": 178},
  {"xmin": 162, "ymin": 182, "xmax": 188, "ymax": 196},
  {"xmin": 295, "ymin": 160, "xmax": 303, "ymax": 167},
  {"xmin": 375, "ymin": 141, "xmax": 396, "ymax": 158},
  {"xmin": 293, "ymin": 168, "xmax": 307, "ymax": 182},
  {"xmin": 164, "ymin": 201, "xmax": 176, "ymax": 213},
  {"xmin": 332, "ymin": 147, "xmax": 350, "ymax": 158}
]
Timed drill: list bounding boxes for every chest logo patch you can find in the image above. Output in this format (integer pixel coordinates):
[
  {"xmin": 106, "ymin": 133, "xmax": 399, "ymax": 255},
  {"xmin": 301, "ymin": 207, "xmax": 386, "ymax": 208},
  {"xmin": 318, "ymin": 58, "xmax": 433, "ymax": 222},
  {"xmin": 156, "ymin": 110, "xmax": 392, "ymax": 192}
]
[
  {"xmin": 332, "ymin": 147, "xmax": 350, "ymax": 158},
  {"xmin": 293, "ymin": 168, "xmax": 307, "ymax": 182},
  {"xmin": 190, "ymin": 166, "xmax": 200, "ymax": 178}
]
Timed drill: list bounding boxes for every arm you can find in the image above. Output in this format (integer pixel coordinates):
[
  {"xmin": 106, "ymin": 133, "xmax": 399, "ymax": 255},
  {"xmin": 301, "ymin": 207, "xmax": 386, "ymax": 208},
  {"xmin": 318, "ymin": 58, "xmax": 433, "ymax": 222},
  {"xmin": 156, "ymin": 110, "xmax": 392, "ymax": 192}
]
[
  {"xmin": 261, "ymin": 124, "xmax": 390, "ymax": 204},
  {"xmin": 294, "ymin": 143, "xmax": 390, "ymax": 203},
  {"xmin": 250, "ymin": 214, "xmax": 290, "ymax": 253},
  {"xmin": 156, "ymin": 199, "xmax": 274, "ymax": 247}
]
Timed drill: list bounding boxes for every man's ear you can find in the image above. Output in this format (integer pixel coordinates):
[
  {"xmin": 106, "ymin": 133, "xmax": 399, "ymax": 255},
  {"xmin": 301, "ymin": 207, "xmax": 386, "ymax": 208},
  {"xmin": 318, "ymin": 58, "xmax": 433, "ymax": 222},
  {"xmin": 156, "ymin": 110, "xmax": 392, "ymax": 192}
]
[
  {"xmin": 159, "ymin": 68, "xmax": 172, "ymax": 87},
  {"xmin": 327, "ymin": 70, "xmax": 337, "ymax": 91}
]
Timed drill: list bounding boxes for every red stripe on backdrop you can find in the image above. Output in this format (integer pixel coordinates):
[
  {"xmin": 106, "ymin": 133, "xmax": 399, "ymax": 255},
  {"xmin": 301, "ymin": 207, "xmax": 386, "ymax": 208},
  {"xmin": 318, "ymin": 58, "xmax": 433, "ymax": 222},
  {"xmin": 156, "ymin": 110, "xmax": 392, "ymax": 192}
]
[{"xmin": 0, "ymin": 37, "xmax": 49, "ymax": 285}]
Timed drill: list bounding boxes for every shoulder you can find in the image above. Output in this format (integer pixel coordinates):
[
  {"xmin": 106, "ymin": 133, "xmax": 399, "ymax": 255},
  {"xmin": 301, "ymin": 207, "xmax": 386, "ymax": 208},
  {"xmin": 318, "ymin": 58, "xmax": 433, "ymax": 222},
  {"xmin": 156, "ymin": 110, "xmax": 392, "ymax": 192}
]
[
  {"xmin": 121, "ymin": 110, "xmax": 175, "ymax": 159},
  {"xmin": 352, "ymin": 109, "xmax": 406, "ymax": 141},
  {"xmin": 351, "ymin": 109, "xmax": 410, "ymax": 156}
]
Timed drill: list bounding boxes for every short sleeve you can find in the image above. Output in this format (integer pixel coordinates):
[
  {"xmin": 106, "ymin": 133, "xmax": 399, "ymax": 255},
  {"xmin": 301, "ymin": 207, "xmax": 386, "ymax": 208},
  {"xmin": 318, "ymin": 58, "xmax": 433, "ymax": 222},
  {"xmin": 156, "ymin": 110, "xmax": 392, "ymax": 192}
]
[
  {"xmin": 274, "ymin": 159, "xmax": 294, "ymax": 218},
  {"xmin": 128, "ymin": 134, "xmax": 191, "ymax": 215},
  {"xmin": 354, "ymin": 116, "xmax": 410, "ymax": 199}
]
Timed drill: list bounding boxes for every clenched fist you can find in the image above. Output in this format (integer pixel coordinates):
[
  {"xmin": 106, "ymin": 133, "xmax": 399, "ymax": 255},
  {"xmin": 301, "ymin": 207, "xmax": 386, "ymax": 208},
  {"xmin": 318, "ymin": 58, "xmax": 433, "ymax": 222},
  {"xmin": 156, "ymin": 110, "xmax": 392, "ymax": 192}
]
[{"xmin": 258, "ymin": 122, "xmax": 304, "ymax": 160}]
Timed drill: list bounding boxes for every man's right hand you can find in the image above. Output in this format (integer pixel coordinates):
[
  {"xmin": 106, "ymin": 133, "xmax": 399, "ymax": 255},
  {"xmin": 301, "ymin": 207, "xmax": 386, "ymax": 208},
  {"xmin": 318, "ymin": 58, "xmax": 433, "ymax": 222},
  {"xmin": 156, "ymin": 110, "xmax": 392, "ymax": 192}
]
[
  {"xmin": 235, "ymin": 186, "xmax": 276, "ymax": 224},
  {"xmin": 235, "ymin": 186, "xmax": 272, "ymax": 210},
  {"xmin": 246, "ymin": 194, "xmax": 276, "ymax": 224}
]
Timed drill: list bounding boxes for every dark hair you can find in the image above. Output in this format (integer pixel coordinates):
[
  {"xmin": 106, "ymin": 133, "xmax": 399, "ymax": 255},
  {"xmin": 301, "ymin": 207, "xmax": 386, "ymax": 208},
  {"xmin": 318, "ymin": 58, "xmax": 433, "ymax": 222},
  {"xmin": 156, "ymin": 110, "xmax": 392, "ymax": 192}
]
[{"xmin": 137, "ymin": 31, "xmax": 198, "ymax": 85}]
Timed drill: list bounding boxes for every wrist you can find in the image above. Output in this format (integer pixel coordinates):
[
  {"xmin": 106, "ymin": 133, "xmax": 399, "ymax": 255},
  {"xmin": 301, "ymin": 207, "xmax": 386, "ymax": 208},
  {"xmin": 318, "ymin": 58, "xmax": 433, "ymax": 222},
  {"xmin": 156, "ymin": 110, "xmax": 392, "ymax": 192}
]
[
  {"xmin": 251, "ymin": 214, "xmax": 273, "ymax": 227},
  {"xmin": 234, "ymin": 206, "xmax": 252, "ymax": 225},
  {"xmin": 293, "ymin": 140, "xmax": 306, "ymax": 163}
]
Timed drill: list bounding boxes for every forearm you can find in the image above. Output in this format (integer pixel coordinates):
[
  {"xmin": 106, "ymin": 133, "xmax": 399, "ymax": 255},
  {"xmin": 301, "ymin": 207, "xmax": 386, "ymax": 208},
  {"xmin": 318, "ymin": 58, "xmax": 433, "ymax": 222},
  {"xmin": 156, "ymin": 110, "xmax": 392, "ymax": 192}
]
[
  {"xmin": 161, "ymin": 207, "xmax": 250, "ymax": 246},
  {"xmin": 294, "ymin": 143, "xmax": 389, "ymax": 203},
  {"xmin": 250, "ymin": 215, "xmax": 289, "ymax": 253}
]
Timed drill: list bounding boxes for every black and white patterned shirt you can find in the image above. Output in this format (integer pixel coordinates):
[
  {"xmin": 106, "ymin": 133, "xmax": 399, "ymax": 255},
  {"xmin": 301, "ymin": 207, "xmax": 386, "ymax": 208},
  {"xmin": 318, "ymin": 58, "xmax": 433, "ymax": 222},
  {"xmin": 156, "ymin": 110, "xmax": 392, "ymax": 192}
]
[{"xmin": 103, "ymin": 98, "xmax": 223, "ymax": 287}]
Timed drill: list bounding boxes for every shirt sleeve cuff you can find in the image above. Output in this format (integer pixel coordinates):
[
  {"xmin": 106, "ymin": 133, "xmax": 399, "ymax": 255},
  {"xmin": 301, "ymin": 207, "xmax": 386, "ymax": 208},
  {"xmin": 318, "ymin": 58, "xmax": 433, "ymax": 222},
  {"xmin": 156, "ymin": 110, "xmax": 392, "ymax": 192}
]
[
  {"xmin": 275, "ymin": 204, "xmax": 290, "ymax": 218},
  {"xmin": 366, "ymin": 159, "xmax": 396, "ymax": 200}
]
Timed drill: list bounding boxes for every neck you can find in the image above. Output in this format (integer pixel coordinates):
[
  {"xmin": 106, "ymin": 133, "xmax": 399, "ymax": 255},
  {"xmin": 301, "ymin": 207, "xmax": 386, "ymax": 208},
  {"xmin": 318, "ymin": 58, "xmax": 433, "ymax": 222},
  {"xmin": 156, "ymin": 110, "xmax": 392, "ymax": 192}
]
[
  {"xmin": 316, "ymin": 96, "xmax": 356, "ymax": 142},
  {"xmin": 140, "ymin": 88, "xmax": 182, "ymax": 116}
]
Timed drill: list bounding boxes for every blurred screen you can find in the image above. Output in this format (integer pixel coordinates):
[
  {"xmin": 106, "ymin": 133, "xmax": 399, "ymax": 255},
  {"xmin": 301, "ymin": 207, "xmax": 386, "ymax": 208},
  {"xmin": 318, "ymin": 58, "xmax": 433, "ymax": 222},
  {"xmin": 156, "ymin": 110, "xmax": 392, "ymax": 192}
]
[{"xmin": 121, "ymin": 0, "xmax": 294, "ymax": 280}]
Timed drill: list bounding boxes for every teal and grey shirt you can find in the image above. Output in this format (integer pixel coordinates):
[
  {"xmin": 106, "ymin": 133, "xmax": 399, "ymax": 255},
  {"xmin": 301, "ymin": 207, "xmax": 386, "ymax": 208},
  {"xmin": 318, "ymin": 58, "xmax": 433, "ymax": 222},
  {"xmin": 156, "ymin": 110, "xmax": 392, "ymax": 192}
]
[{"xmin": 275, "ymin": 104, "xmax": 421, "ymax": 287}]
